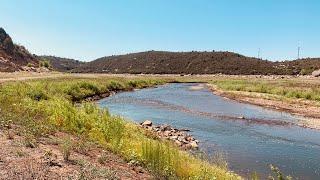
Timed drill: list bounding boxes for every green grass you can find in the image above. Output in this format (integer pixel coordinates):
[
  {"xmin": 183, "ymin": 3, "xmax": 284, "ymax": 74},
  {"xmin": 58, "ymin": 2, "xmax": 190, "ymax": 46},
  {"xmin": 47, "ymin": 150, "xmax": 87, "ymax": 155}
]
[
  {"xmin": 211, "ymin": 78, "xmax": 320, "ymax": 102},
  {"xmin": 0, "ymin": 77, "xmax": 240, "ymax": 180}
]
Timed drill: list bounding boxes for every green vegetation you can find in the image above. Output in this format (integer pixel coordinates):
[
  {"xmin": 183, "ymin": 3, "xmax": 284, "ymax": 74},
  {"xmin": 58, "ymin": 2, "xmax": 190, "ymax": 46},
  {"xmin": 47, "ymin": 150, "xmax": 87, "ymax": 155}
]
[
  {"xmin": 61, "ymin": 137, "xmax": 72, "ymax": 161},
  {"xmin": 268, "ymin": 165, "xmax": 292, "ymax": 180},
  {"xmin": 39, "ymin": 58, "xmax": 51, "ymax": 68},
  {"xmin": 27, "ymin": 63, "xmax": 33, "ymax": 67},
  {"xmin": 0, "ymin": 77, "xmax": 240, "ymax": 179},
  {"xmin": 211, "ymin": 78, "xmax": 320, "ymax": 102}
]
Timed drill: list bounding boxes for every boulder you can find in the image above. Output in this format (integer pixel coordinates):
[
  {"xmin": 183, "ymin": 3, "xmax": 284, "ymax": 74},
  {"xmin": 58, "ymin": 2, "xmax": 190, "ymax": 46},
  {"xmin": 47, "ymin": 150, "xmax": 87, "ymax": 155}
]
[
  {"xmin": 186, "ymin": 136, "xmax": 194, "ymax": 142},
  {"xmin": 190, "ymin": 141, "xmax": 199, "ymax": 149},
  {"xmin": 175, "ymin": 140, "xmax": 182, "ymax": 146},
  {"xmin": 160, "ymin": 125, "xmax": 171, "ymax": 131},
  {"xmin": 163, "ymin": 130, "xmax": 171, "ymax": 136},
  {"xmin": 170, "ymin": 136, "xmax": 178, "ymax": 140},
  {"xmin": 312, "ymin": 70, "xmax": 320, "ymax": 77},
  {"xmin": 141, "ymin": 120, "xmax": 152, "ymax": 126}
]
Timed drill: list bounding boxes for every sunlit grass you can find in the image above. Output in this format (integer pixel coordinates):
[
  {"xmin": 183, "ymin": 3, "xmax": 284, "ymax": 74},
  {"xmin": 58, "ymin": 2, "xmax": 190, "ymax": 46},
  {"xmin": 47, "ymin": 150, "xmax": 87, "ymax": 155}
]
[
  {"xmin": 0, "ymin": 77, "xmax": 240, "ymax": 179},
  {"xmin": 211, "ymin": 79, "xmax": 320, "ymax": 102}
]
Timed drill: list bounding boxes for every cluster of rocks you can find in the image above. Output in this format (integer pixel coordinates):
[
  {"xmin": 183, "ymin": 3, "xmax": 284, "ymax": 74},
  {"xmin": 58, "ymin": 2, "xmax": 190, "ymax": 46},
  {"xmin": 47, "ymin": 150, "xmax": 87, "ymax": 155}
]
[{"xmin": 140, "ymin": 120, "xmax": 199, "ymax": 150}]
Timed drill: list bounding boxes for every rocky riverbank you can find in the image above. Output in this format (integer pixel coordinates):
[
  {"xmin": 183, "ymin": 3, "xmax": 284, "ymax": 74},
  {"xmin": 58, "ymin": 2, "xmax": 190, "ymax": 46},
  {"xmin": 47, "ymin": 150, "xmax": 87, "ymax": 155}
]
[{"xmin": 140, "ymin": 120, "xmax": 199, "ymax": 150}]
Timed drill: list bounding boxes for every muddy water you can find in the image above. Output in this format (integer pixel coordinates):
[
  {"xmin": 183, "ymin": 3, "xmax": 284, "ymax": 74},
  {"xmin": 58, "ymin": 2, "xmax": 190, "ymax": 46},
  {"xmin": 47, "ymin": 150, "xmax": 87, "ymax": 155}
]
[{"xmin": 98, "ymin": 83, "xmax": 320, "ymax": 179}]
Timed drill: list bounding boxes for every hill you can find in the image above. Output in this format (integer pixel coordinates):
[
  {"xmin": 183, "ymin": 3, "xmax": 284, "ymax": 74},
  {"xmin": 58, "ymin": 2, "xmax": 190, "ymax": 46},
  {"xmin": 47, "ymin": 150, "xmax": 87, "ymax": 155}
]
[
  {"xmin": 0, "ymin": 28, "xmax": 38, "ymax": 72},
  {"xmin": 1, "ymin": 28, "xmax": 319, "ymax": 75},
  {"xmin": 72, "ymin": 51, "xmax": 320, "ymax": 75},
  {"xmin": 39, "ymin": 56, "xmax": 84, "ymax": 72},
  {"xmin": 280, "ymin": 58, "xmax": 320, "ymax": 75}
]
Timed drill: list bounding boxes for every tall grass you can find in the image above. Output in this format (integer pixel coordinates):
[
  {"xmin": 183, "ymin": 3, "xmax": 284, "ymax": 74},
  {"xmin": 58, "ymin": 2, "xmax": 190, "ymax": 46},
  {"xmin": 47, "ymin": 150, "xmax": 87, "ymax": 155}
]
[
  {"xmin": 0, "ymin": 77, "xmax": 240, "ymax": 179},
  {"xmin": 211, "ymin": 79, "xmax": 320, "ymax": 102}
]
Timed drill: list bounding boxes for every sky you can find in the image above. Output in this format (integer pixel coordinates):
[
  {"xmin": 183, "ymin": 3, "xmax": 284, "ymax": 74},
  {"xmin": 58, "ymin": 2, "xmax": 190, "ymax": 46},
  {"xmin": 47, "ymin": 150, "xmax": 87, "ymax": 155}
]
[{"xmin": 1, "ymin": 0, "xmax": 320, "ymax": 61}]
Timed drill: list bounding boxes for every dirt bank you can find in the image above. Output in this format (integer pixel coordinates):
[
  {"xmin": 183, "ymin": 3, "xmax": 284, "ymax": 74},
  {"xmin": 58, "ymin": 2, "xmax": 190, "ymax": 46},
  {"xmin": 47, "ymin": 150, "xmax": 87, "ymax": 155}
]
[
  {"xmin": 0, "ymin": 129, "xmax": 152, "ymax": 180},
  {"xmin": 208, "ymin": 84, "xmax": 320, "ymax": 130}
]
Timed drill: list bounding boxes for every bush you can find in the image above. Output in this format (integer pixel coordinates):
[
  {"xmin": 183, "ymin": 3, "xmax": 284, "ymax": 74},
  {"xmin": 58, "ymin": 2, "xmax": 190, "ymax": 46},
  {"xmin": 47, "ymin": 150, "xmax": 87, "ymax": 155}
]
[
  {"xmin": 27, "ymin": 90, "xmax": 48, "ymax": 101},
  {"xmin": 106, "ymin": 81, "xmax": 126, "ymax": 91},
  {"xmin": 65, "ymin": 82, "xmax": 103, "ymax": 102},
  {"xmin": 39, "ymin": 59, "xmax": 51, "ymax": 68},
  {"xmin": 61, "ymin": 137, "xmax": 72, "ymax": 161},
  {"xmin": 268, "ymin": 164, "xmax": 292, "ymax": 180}
]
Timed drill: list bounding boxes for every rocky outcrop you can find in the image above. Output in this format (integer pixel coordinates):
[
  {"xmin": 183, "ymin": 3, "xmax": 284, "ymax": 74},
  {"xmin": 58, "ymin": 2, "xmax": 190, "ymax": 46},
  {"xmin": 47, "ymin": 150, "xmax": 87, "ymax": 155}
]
[
  {"xmin": 312, "ymin": 70, "xmax": 320, "ymax": 77},
  {"xmin": 0, "ymin": 28, "xmax": 38, "ymax": 72},
  {"xmin": 140, "ymin": 120, "xmax": 199, "ymax": 150}
]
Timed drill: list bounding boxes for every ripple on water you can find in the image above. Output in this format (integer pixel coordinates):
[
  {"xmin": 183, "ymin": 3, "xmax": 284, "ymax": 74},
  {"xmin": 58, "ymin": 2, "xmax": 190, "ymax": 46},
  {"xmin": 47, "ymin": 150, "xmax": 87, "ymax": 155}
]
[{"xmin": 98, "ymin": 83, "xmax": 320, "ymax": 179}]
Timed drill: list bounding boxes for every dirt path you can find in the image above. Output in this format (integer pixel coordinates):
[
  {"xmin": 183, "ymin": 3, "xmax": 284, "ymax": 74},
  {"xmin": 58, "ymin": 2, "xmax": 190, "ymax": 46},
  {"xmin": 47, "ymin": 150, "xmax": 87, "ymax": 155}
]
[
  {"xmin": 208, "ymin": 84, "xmax": 320, "ymax": 130},
  {"xmin": 0, "ymin": 72, "xmax": 172, "ymax": 83},
  {"xmin": 0, "ymin": 72, "xmax": 67, "ymax": 83}
]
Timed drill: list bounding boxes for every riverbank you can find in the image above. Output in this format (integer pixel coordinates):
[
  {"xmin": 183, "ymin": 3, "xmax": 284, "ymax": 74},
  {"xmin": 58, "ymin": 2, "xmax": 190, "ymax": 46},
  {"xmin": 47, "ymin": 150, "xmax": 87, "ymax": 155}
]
[
  {"xmin": 208, "ymin": 77, "xmax": 320, "ymax": 130},
  {"xmin": 0, "ymin": 76, "xmax": 240, "ymax": 179},
  {"xmin": 0, "ymin": 129, "xmax": 152, "ymax": 179},
  {"xmin": 100, "ymin": 81, "xmax": 310, "ymax": 179}
]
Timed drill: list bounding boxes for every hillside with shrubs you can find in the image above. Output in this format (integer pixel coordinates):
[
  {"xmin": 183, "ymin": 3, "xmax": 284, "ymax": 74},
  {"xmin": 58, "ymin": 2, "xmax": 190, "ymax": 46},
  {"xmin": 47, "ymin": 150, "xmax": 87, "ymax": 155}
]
[{"xmin": 72, "ymin": 51, "xmax": 320, "ymax": 75}]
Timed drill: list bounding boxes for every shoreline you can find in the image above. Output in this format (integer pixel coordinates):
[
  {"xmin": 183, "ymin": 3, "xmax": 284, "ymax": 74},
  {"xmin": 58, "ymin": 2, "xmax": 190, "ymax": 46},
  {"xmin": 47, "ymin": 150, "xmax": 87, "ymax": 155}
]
[
  {"xmin": 207, "ymin": 84, "xmax": 320, "ymax": 130},
  {"xmin": 89, "ymin": 85, "xmax": 201, "ymax": 151},
  {"xmin": 90, "ymin": 81, "xmax": 320, "ymax": 131}
]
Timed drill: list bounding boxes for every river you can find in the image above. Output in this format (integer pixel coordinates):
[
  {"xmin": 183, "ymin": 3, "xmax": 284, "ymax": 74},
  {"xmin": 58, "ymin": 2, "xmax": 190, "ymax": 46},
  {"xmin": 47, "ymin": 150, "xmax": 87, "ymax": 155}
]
[{"xmin": 98, "ymin": 83, "xmax": 320, "ymax": 179}]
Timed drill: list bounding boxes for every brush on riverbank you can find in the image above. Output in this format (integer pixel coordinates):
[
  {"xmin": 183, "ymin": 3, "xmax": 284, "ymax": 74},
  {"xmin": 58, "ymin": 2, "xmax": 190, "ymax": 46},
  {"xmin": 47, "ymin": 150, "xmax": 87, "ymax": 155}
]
[
  {"xmin": 209, "ymin": 77, "xmax": 320, "ymax": 130},
  {"xmin": 0, "ymin": 77, "xmax": 240, "ymax": 179}
]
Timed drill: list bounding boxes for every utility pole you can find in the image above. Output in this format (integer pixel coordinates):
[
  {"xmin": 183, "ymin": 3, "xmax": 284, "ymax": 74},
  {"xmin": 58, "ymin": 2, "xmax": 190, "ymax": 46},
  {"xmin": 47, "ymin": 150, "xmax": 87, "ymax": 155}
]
[
  {"xmin": 258, "ymin": 48, "xmax": 261, "ymax": 59},
  {"xmin": 297, "ymin": 46, "xmax": 300, "ymax": 60}
]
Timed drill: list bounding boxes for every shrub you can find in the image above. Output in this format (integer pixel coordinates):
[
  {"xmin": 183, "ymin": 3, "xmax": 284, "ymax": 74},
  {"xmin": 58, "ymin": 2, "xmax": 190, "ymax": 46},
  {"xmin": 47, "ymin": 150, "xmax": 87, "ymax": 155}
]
[
  {"xmin": 142, "ymin": 140, "xmax": 177, "ymax": 178},
  {"xmin": 24, "ymin": 134, "xmax": 37, "ymax": 148},
  {"xmin": 61, "ymin": 137, "xmax": 72, "ymax": 161},
  {"xmin": 27, "ymin": 90, "xmax": 48, "ymax": 101},
  {"xmin": 39, "ymin": 59, "xmax": 51, "ymax": 68},
  {"xmin": 268, "ymin": 164, "xmax": 292, "ymax": 180},
  {"xmin": 65, "ymin": 82, "xmax": 102, "ymax": 102},
  {"xmin": 106, "ymin": 81, "xmax": 126, "ymax": 91}
]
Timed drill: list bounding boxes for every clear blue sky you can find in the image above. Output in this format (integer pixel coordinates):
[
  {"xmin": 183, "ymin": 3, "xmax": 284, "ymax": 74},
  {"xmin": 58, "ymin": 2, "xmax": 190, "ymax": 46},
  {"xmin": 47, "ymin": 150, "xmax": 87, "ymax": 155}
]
[{"xmin": 1, "ymin": 0, "xmax": 319, "ymax": 61}]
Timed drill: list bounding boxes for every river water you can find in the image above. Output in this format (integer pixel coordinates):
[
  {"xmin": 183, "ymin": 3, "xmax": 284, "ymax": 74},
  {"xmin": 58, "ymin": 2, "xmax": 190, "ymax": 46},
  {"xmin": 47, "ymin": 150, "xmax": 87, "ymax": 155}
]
[{"xmin": 98, "ymin": 83, "xmax": 320, "ymax": 179}]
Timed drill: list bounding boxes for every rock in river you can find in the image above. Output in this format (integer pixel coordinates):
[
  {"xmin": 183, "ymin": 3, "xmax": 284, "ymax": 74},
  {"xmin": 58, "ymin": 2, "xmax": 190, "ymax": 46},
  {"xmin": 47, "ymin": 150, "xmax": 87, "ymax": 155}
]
[{"xmin": 141, "ymin": 120, "xmax": 152, "ymax": 126}]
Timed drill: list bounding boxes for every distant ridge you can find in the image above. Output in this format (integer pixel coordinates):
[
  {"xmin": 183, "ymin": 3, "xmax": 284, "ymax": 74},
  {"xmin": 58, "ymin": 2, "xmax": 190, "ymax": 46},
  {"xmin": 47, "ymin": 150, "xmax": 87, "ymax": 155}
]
[
  {"xmin": 39, "ymin": 56, "xmax": 84, "ymax": 72},
  {"xmin": 71, "ymin": 51, "xmax": 320, "ymax": 75},
  {"xmin": 1, "ymin": 28, "xmax": 319, "ymax": 75}
]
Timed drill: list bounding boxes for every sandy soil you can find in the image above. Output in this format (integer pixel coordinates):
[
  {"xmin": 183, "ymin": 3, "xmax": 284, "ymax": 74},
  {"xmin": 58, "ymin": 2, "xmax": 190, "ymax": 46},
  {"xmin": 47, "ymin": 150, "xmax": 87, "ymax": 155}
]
[
  {"xmin": 208, "ymin": 84, "xmax": 320, "ymax": 130},
  {"xmin": 0, "ymin": 129, "xmax": 152, "ymax": 180}
]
